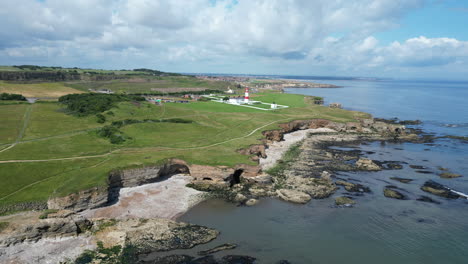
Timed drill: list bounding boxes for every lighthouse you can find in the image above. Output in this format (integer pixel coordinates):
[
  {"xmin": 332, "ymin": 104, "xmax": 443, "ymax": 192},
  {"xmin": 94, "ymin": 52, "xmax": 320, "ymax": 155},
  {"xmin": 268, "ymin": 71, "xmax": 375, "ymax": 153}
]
[{"xmin": 244, "ymin": 87, "xmax": 250, "ymax": 103}]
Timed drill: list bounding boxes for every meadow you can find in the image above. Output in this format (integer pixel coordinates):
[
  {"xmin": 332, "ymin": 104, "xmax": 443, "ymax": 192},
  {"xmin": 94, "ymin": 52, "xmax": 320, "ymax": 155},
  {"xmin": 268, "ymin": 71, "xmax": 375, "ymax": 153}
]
[
  {"xmin": 0, "ymin": 81, "xmax": 83, "ymax": 98},
  {"xmin": 0, "ymin": 88, "xmax": 369, "ymax": 211}
]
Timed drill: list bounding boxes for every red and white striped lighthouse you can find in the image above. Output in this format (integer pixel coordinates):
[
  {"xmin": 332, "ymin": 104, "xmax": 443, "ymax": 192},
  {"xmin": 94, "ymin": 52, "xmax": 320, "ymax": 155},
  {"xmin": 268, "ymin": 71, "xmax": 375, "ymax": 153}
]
[{"xmin": 244, "ymin": 87, "xmax": 250, "ymax": 103}]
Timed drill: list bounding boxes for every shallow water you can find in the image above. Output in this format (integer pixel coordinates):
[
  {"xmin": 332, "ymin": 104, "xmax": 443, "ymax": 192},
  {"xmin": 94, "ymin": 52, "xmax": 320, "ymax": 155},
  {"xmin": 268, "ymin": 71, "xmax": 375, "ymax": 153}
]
[{"xmin": 176, "ymin": 79, "xmax": 468, "ymax": 264}]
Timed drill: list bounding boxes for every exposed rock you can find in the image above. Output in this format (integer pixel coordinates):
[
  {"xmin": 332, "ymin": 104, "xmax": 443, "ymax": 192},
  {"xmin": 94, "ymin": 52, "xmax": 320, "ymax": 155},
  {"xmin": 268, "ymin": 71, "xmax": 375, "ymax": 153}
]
[
  {"xmin": 233, "ymin": 193, "xmax": 248, "ymax": 203},
  {"xmin": 356, "ymin": 158, "xmax": 381, "ymax": 171},
  {"xmin": 415, "ymin": 170, "xmax": 433, "ymax": 174},
  {"xmin": 438, "ymin": 172, "xmax": 462, "ymax": 179},
  {"xmin": 263, "ymin": 129, "xmax": 284, "ymax": 142},
  {"xmin": 245, "ymin": 199, "xmax": 259, "ymax": 206},
  {"xmin": 0, "ymin": 218, "xmax": 78, "ymax": 247},
  {"xmin": 421, "ymin": 180, "xmax": 460, "ymax": 199},
  {"xmin": 190, "ymin": 165, "xmax": 233, "ymax": 186},
  {"xmin": 150, "ymin": 254, "xmax": 195, "ymax": 264},
  {"xmin": 48, "ymin": 159, "xmax": 193, "ymax": 212},
  {"xmin": 385, "ymin": 163, "xmax": 403, "ymax": 170},
  {"xmin": 417, "ymin": 196, "xmax": 441, "ymax": 204},
  {"xmin": 276, "ymin": 189, "xmax": 311, "ymax": 204},
  {"xmin": 245, "ymin": 174, "xmax": 273, "ymax": 184},
  {"xmin": 95, "ymin": 218, "xmax": 218, "ymax": 254},
  {"xmin": 335, "ymin": 196, "xmax": 356, "ymax": 206},
  {"xmin": 47, "ymin": 210, "xmax": 74, "ymax": 219},
  {"xmin": 399, "ymin": 120, "xmax": 422, "ymax": 125},
  {"xmin": 0, "ymin": 201, "xmax": 47, "ymax": 216},
  {"xmin": 320, "ymin": 171, "xmax": 332, "ymax": 181},
  {"xmin": 409, "ymin": 165, "xmax": 426, "ymax": 170},
  {"xmin": 198, "ymin": 243, "xmax": 237, "ymax": 256},
  {"xmin": 390, "ymin": 177, "xmax": 414, "ymax": 184},
  {"xmin": 222, "ymin": 255, "xmax": 256, "ymax": 264},
  {"xmin": 235, "ymin": 164, "xmax": 263, "ymax": 180},
  {"xmin": 384, "ymin": 188, "xmax": 407, "ymax": 200},
  {"xmin": 285, "ymin": 176, "xmax": 337, "ymax": 199},
  {"xmin": 249, "ymin": 187, "xmax": 269, "ymax": 197},
  {"xmin": 335, "ymin": 180, "xmax": 371, "ymax": 193},
  {"xmin": 47, "ymin": 186, "xmax": 108, "ymax": 212},
  {"xmin": 238, "ymin": 144, "xmax": 267, "ymax": 159}
]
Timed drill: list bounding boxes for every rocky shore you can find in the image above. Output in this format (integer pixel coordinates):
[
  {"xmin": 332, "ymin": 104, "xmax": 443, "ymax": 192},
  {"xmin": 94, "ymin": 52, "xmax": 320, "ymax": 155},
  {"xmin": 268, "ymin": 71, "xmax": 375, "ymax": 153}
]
[{"xmin": 3, "ymin": 115, "xmax": 464, "ymax": 263}]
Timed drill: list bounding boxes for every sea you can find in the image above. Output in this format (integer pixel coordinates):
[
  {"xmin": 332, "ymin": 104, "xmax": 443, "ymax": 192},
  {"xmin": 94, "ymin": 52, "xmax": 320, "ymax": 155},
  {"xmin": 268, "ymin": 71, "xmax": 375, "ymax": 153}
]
[{"xmin": 177, "ymin": 78, "xmax": 468, "ymax": 264}]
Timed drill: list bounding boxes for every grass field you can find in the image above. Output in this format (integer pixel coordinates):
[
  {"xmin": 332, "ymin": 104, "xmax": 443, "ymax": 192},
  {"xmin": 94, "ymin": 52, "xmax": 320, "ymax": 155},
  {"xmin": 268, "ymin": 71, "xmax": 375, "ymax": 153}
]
[
  {"xmin": 0, "ymin": 91, "xmax": 369, "ymax": 209},
  {"xmin": 0, "ymin": 104, "xmax": 29, "ymax": 144},
  {"xmin": 0, "ymin": 81, "xmax": 83, "ymax": 98}
]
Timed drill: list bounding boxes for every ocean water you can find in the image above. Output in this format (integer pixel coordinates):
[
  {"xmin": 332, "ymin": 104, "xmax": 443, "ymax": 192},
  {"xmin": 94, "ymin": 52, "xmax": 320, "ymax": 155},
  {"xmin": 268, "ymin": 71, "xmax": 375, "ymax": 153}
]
[{"xmin": 177, "ymin": 79, "xmax": 468, "ymax": 264}]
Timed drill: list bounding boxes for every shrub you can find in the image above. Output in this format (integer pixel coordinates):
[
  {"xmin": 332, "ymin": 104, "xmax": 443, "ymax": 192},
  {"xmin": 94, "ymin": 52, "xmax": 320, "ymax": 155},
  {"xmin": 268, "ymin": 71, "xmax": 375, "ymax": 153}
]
[
  {"xmin": 96, "ymin": 113, "xmax": 106, "ymax": 123},
  {"xmin": 0, "ymin": 93, "xmax": 26, "ymax": 101},
  {"xmin": 58, "ymin": 93, "xmax": 145, "ymax": 116}
]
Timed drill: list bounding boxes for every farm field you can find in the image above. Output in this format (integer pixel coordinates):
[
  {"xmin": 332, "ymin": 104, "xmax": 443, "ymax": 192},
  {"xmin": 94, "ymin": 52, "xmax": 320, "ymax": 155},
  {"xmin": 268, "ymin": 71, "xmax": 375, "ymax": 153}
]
[
  {"xmin": 0, "ymin": 91, "xmax": 369, "ymax": 211},
  {"xmin": 0, "ymin": 81, "xmax": 84, "ymax": 98}
]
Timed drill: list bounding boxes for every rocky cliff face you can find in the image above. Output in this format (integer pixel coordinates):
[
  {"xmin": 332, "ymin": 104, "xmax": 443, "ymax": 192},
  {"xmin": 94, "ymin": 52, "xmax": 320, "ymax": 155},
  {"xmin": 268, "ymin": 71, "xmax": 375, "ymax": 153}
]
[
  {"xmin": 47, "ymin": 186, "xmax": 109, "ymax": 212},
  {"xmin": 0, "ymin": 71, "xmax": 129, "ymax": 82},
  {"xmin": 48, "ymin": 159, "xmax": 191, "ymax": 212},
  {"xmin": 262, "ymin": 118, "xmax": 406, "ymax": 143},
  {"xmin": 0, "ymin": 71, "xmax": 81, "ymax": 82},
  {"xmin": 0, "ymin": 218, "xmax": 79, "ymax": 247}
]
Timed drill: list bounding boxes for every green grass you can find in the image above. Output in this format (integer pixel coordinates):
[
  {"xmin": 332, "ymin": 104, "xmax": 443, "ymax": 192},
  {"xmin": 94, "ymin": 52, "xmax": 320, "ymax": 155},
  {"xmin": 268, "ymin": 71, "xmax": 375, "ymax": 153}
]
[
  {"xmin": 0, "ymin": 91, "xmax": 368, "ymax": 211},
  {"xmin": 252, "ymin": 92, "xmax": 307, "ymax": 107},
  {"xmin": 23, "ymin": 103, "xmax": 102, "ymax": 140},
  {"xmin": 0, "ymin": 104, "xmax": 29, "ymax": 144}
]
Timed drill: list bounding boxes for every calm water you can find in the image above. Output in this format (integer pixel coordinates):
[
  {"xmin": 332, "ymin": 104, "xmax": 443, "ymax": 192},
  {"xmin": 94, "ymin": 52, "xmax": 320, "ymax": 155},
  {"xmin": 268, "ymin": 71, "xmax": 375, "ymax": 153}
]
[{"xmin": 178, "ymin": 79, "xmax": 468, "ymax": 264}]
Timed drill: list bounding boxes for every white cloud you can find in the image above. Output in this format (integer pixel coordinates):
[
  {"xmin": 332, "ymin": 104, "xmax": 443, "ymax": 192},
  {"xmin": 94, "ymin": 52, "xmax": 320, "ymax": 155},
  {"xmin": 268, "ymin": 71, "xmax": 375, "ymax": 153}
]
[{"xmin": 1, "ymin": 0, "xmax": 468, "ymax": 78}]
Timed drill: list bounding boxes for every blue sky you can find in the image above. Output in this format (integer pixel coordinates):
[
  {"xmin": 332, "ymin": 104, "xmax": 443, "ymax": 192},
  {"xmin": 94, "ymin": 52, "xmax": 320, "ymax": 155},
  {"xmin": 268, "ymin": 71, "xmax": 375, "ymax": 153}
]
[
  {"xmin": 1, "ymin": 0, "xmax": 468, "ymax": 80},
  {"xmin": 376, "ymin": 0, "xmax": 468, "ymax": 44}
]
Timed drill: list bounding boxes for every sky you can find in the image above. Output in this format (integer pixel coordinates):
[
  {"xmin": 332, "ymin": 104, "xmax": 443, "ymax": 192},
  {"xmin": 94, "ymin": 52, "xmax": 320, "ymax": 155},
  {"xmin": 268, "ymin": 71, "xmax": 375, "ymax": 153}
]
[{"xmin": 1, "ymin": 0, "xmax": 468, "ymax": 80}]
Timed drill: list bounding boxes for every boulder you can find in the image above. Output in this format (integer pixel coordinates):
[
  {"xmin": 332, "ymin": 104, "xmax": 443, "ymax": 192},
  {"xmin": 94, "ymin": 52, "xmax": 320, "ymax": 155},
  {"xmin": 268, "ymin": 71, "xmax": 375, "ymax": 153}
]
[
  {"xmin": 438, "ymin": 172, "xmax": 462, "ymax": 179},
  {"xmin": 383, "ymin": 188, "xmax": 406, "ymax": 200},
  {"xmin": 335, "ymin": 180, "xmax": 370, "ymax": 193},
  {"xmin": 198, "ymin": 243, "xmax": 237, "ymax": 256},
  {"xmin": 421, "ymin": 180, "xmax": 460, "ymax": 199},
  {"xmin": 335, "ymin": 196, "xmax": 356, "ymax": 206},
  {"xmin": 356, "ymin": 158, "xmax": 381, "ymax": 171},
  {"xmin": 245, "ymin": 199, "xmax": 259, "ymax": 206},
  {"xmin": 390, "ymin": 177, "xmax": 413, "ymax": 184},
  {"xmin": 276, "ymin": 189, "xmax": 311, "ymax": 204},
  {"xmin": 238, "ymin": 144, "xmax": 267, "ymax": 159},
  {"xmin": 233, "ymin": 193, "xmax": 247, "ymax": 203}
]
